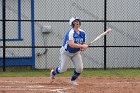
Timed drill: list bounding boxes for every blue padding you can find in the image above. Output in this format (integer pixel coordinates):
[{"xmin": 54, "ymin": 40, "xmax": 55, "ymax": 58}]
[
  {"xmin": 71, "ymin": 70, "xmax": 80, "ymax": 81},
  {"xmin": 0, "ymin": 57, "xmax": 34, "ymax": 68}
]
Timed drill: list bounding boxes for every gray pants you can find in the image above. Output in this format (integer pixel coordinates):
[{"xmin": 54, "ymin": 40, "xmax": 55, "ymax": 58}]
[{"xmin": 58, "ymin": 47, "xmax": 83, "ymax": 73}]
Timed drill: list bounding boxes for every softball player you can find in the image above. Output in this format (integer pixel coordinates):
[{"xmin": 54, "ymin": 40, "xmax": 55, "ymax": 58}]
[{"xmin": 50, "ymin": 16, "xmax": 88, "ymax": 85}]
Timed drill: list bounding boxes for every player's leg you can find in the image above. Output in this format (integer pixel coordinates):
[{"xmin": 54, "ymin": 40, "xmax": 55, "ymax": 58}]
[
  {"xmin": 50, "ymin": 47, "xmax": 71, "ymax": 79},
  {"xmin": 70, "ymin": 53, "xmax": 83, "ymax": 85},
  {"xmin": 58, "ymin": 53, "xmax": 71, "ymax": 73}
]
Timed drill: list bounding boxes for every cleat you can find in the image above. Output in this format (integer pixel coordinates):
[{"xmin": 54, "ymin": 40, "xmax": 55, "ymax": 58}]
[
  {"xmin": 50, "ymin": 69, "xmax": 55, "ymax": 79},
  {"xmin": 70, "ymin": 81, "xmax": 79, "ymax": 85}
]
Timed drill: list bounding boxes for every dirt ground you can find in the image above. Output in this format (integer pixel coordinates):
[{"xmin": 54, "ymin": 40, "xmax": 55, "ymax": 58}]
[{"xmin": 0, "ymin": 77, "xmax": 140, "ymax": 93}]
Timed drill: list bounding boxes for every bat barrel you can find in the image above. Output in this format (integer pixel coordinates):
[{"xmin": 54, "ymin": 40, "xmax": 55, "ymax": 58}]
[{"xmin": 88, "ymin": 28, "xmax": 112, "ymax": 45}]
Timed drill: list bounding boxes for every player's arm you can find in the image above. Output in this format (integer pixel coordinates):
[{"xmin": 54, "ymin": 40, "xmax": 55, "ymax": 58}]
[
  {"xmin": 80, "ymin": 42, "xmax": 88, "ymax": 51},
  {"xmin": 67, "ymin": 40, "xmax": 88, "ymax": 49},
  {"xmin": 67, "ymin": 30, "xmax": 88, "ymax": 49}
]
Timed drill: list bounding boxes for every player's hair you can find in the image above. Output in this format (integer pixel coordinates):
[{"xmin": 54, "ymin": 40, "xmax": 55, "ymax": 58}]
[{"xmin": 71, "ymin": 19, "xmax": 81, "ymax": 28}]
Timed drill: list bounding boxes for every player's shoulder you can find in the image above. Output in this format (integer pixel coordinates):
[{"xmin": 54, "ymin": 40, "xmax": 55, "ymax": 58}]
[
  {"xmin": 79, "ymin": 28, "xmax": 85, "ymax": 34},
  {"xmin": 65, "ymin": 28, "xmax": 74, "ymax": 36},
  {"xmin": 67, "ymin": 28, "xmax": 74, "ymax": 33}
]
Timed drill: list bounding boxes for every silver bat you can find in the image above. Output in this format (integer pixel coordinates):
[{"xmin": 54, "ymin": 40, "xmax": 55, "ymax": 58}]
[{"xmin": 88, "ymin": 28, "xmax": 112, "ymax": 45}]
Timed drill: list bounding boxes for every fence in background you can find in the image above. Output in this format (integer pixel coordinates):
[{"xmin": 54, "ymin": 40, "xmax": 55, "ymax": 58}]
[{"xmin": 0, "ymin": 0, "xmax": 140, "ymax": 71}]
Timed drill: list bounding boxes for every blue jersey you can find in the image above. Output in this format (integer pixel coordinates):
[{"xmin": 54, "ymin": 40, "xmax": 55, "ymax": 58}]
[{"xmin": 63, "ymin": 28, "xmax": 86, "ymax": 53}]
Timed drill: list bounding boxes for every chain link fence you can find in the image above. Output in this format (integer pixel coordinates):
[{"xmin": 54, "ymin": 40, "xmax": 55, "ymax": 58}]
[{"xmin": 0, "ymin": 0, "xmax": 140, "ymax": 71}]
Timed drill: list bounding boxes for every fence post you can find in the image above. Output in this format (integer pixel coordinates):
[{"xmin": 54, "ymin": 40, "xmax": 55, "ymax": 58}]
[
  {"xmin": 104, "ymin": 0, "xmax": 107, "ymax": 70},
  {"xmin": 2, "ymin": 0, "xmax": 6, "ymax": 72},
  {"xmin": 31, "ymin": 0, "xmax": 35, "ymax": 69}
]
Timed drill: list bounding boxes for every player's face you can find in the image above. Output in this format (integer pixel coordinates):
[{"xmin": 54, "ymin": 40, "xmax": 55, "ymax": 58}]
[{"xmin": 73, "ymin": 20, "xmax": 80, "ymax": 28}]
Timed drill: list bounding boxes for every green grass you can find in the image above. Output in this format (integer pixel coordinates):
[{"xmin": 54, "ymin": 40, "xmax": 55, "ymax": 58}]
[
  {"xmin": 0, "ymin": 70, "xmax": 49, "ymax": 77},
  {"xmin": 0, "ymin": 68, "xmax": 140, "ymax": 77},
  {"xmin": 81, "ymin": 69, "xmax": 140, "ymax": 77}
]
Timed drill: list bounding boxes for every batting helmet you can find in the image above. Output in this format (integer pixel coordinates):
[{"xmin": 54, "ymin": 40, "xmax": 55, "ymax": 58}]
[{"xmin": 69, "ymin": 16, "xmax": 81, "ymax": 26}]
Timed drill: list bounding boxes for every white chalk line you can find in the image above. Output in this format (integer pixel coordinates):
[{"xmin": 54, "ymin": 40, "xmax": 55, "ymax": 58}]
[
  {"xmin": 0, "ymin": 86, "xmax": 69, "ymax": 93},
  {"xmin": 1, "ymin": 89, "xmax": 66, "ymax": 93},
  {"xmin": 0, "ymin": 80, "xmax": 69, "ymax": 93}
]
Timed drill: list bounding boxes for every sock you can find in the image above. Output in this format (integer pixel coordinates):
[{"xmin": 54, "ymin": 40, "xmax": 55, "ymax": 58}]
[
  {"xmin": 71, "ymin": 70, "xmax": 80, "ymax": 81},
  {"xmin": 52, "ymin": 67, "xmax": 60, "ymax": 75}
]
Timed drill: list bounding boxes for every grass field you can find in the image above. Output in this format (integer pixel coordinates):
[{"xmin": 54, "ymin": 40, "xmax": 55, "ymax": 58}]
[{"xmin": 0, "ymin": 68, "xmax": 140, "ymax": 77}]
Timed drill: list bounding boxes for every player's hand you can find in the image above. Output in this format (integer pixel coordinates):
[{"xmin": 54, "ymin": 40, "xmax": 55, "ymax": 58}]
[
  {"xmin": 80, "ymin": 48, "xmax": 86, "ymax": 51},
  {"xmin": 81, "ymin": 44, "xmax": 88, "ymax": 49}
]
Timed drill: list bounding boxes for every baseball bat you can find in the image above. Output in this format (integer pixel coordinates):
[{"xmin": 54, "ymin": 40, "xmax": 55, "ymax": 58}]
[{"xmin": 88, "ymin": 28, "xmax": 112, "ymax": 45}]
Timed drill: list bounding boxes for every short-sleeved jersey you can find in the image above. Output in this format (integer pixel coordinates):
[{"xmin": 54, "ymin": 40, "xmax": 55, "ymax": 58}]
[{"xmin": 63, "ymin": 28, "xmax": 86, "ymax": 53}]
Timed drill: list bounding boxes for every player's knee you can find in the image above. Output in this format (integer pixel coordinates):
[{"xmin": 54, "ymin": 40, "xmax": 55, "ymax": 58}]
[{"xmin": 76, "ymin": 67, "xmax": 83, "ymax": 73}]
